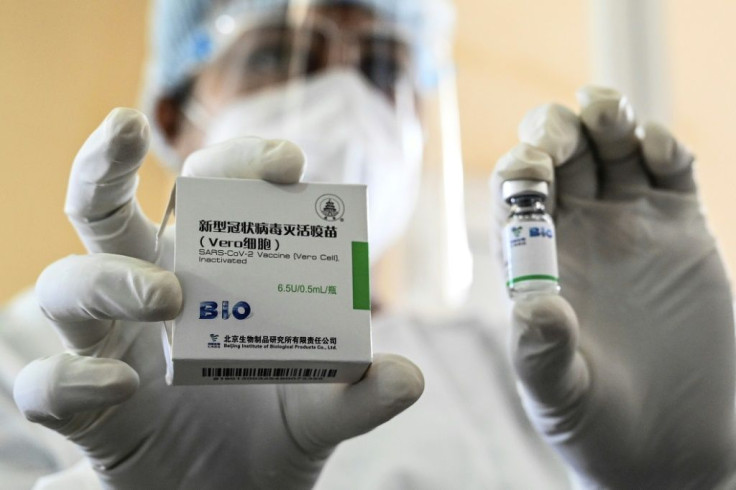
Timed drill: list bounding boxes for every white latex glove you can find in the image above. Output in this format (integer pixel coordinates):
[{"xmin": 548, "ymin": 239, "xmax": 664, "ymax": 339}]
[
  {"xmin": 492, "ymin": 87, "xmax": 736, "ymax": 488},
  {"xmin": 14, "ymin": 108, "xmax": 424, "ymax": 490}
]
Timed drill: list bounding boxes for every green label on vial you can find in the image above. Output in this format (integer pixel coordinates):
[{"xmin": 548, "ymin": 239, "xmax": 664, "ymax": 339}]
[{"xmin": 506, "ymin": 274, "xmax": 559, "ymax": 287}]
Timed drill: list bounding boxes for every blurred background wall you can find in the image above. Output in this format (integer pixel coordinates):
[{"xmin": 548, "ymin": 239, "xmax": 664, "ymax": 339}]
[
  {"xmin": 0, "ymin": 1, "xmax": 734, "ymax": 303},
  {"xmin": 0, "ymin": 1, "xmax": 170, "ymax": 303}
]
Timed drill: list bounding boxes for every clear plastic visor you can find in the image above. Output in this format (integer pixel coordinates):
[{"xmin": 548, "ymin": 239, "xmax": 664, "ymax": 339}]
[{"xmin": 202, "ymin": 6, "xmax": 415, "ymax": 105}]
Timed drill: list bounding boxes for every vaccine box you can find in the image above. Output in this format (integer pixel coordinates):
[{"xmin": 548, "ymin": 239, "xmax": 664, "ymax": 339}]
[{"xmin": 166, "ymin": 177, "xmax": 372, "ymax": 385}]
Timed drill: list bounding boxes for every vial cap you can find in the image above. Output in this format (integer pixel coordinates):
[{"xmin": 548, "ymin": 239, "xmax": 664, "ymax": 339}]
[{"xmin": 502, "ymin": 180, "xmax": 549, "ymax": 201}]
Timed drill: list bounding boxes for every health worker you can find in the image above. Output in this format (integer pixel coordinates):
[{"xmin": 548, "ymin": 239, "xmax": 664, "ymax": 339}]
[{"xmin": 4, "ymin": 1, "xmax": 736, "ymax": 489}]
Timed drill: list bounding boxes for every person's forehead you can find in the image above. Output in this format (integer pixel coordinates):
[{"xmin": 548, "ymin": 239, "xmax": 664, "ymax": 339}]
[{"xmin": 305, "ymin": 4, "xmax": 379, "ymax": 30}]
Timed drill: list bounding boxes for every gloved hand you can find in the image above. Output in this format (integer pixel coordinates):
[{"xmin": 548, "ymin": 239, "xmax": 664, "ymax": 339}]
[
  {"xmin": 492, "ymin": 87, "xmax": 736, "ymax": 488},
  {"xmin": 14, "ymin": 108, "xmax": 424, "ymax": 490}
]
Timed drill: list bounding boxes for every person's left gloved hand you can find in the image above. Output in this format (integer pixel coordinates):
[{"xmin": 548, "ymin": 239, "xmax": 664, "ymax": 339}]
[
  {"xmin": 492, "ymin": 87, "xmax": 736, "ymax": 488},
  {"xmin": 13, "ymin": 108, "xmax": 424, "ymax": 490}
]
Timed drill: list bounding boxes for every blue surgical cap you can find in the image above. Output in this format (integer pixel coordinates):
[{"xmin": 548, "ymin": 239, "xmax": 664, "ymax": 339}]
[{"xmin": 145, "ymin": 0, "xmax": 456, "ymax": 100}]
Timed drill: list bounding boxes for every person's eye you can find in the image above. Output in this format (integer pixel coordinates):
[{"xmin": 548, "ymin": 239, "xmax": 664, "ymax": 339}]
[{"xmin": 245, "ymin": 44, "xmax": 291, "ymax": 76}]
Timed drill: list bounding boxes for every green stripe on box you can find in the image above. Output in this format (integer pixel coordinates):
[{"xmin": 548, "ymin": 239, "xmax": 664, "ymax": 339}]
[
  {"xmin": 506, "ymin": 275, "xmax": 558, "ymax": 287},
  {"xmin": 351, "ymin": 241, "xmax": 370, "ymax": 310}
]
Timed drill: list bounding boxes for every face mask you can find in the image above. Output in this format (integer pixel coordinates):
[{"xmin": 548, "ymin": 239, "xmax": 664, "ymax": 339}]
[{"xmin": 199, "ymin": 68, "xmax": 424, "ymax": 262}]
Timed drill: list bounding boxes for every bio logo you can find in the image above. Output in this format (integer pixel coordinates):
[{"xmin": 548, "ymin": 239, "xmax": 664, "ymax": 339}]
[
  {"xmin": 511, "ymin": 226, "xmax": 523, "ymax": 237},
  {"xmin": 199, "ymin": 300, "xmax": 252, "ymax": 320},
  {"xmin": 529, "ymin": 226, "xmax": 554, "ymax": 239}
]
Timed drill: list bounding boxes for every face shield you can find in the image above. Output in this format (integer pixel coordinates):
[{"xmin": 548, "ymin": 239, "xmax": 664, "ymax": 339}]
[
  {"xmin": 197, "ymin": 8, "xmax": 415, "ymax": 103},
  {"xmin": 145, "ymin": 0, "xmax": 471, "ymax": 314}
]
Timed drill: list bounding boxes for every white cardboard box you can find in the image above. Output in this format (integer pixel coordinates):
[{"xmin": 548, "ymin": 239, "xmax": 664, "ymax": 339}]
[{"xmin": 167, "ymin": 177, "xmax": 372, "ymax": 385}]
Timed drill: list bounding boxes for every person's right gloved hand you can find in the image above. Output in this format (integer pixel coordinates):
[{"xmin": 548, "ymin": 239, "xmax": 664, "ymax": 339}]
[
  {"xmin": 492, "ymin": 87, "xmax": 736, "ymax": 489},
  {"xmin": 13, "ymin": 108, "xmax": 424, "ymax": 490}
]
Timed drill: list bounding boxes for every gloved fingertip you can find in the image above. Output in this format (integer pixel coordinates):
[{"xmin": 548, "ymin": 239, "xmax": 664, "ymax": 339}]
[
  {"xmin": 575, "ymin": 85, "xmax": 621, "ymax": 109},
  {"xmin": 13, "ymin": 354, "xmax": 140, "ymax": 424},
  {"xmin": 78, "ymin": 358, "xmax": 140, "ymax": 407},
  {"xmin": 35, "ymin": 257, "xmax": 68, "ymax": 310},
  {"xmin": 576, "ymin": 86, "xmax": 639, "ymax": 163},
  {"xmin": 181, "ymin": 136, "xmax": 305, "ymax": 183},
  {"xmin": 260, "ymin": 139, "xmax": 306, "ymax": 184},
  {"xmin": 277, "ymin": 354, "xmax": 424, "ymax": 452},
  {"xmin": 496, "ymin": 143, "xmax": 554, "ymax": 184},
  {"xmin": 511, "ymin": 294, "xmax": 578, "ymax": 361},
  {"xmin": 510, "ymin": 295, "xmax": 584, "ymax": 405},
  {"xmin": 576, "ymin": 86, "xmax": 636, "ymax": 132},
  {"xmin": 518, "ymin": 103, "xmax": 583, "ymax": 166},
  {"xmin": 52, "ymin": 356, "xmax": 140, "ymax": 419},
  {"xmin": 104, "ymin": 108, "xmax": 150, "ymax": 165},
  {"xmin": 365, "ymin": 353, "xmax": 425, "ymax": 413},
  {"xmin": 639, "ymin": 121, "xmax": 693, "ymax": 176},
  {"xmin": 134, "ymin": 268, "xmax": 183, "ymax": 321}
]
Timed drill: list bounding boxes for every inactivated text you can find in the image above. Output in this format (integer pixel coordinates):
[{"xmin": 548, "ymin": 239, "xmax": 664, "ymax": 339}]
[{"xmin": 199, "ymin": 249, "xmax": 339, "ymax": 265}]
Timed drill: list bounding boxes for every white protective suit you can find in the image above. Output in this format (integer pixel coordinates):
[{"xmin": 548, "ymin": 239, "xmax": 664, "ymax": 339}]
[{"xmin": 0, "ymin": 290, "xmax": 85, "ymax": 489}]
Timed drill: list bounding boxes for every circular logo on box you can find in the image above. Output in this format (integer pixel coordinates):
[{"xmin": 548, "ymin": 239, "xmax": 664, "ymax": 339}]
[{"xmin": 315, "ymin": 194, "xmax": 345, "ymax": 221}]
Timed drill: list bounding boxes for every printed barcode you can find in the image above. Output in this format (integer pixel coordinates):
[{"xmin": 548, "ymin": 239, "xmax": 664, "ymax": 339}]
[{"xmin": 201, "ymin": 367, "xmax": 338, "ymax": 379}]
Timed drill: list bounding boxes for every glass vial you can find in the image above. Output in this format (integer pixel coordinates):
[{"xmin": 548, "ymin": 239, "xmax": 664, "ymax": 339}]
[{"xmin": 502, "ymin": 179, "xmax": 560, "ymax": 298}]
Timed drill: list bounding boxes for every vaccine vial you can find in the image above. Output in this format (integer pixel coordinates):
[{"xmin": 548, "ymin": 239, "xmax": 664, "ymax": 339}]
[{"xmin": 503, "ymin": 179, "xmax": 560, "ymax": 298}]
